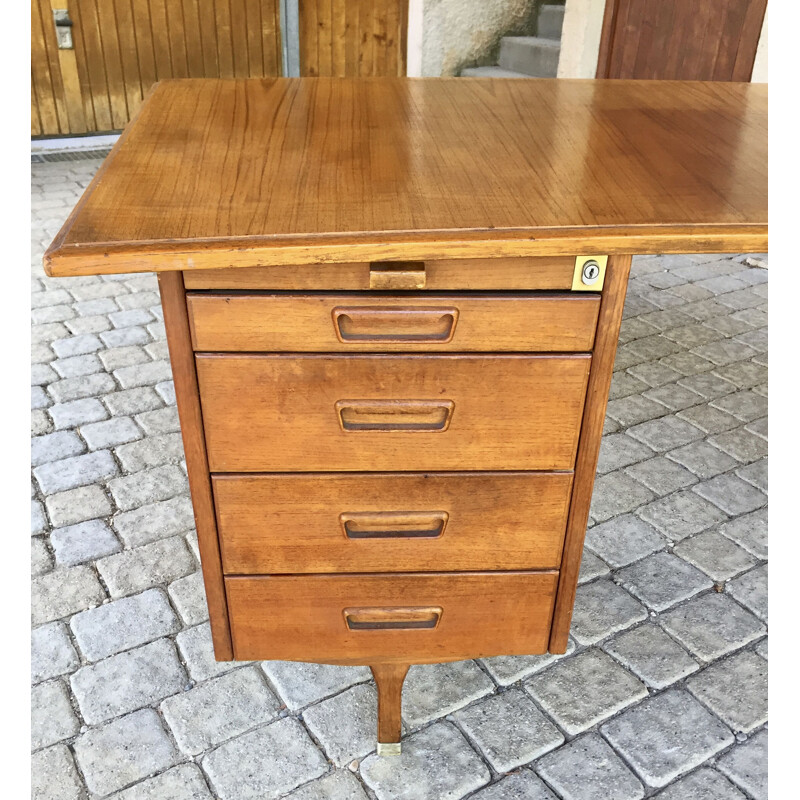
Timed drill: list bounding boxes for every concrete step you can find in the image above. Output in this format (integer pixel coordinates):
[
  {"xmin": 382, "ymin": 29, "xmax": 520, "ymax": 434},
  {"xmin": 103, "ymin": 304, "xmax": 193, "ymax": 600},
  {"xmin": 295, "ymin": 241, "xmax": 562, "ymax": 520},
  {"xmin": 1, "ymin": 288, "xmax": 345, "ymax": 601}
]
[
  {"xmin": 459, "ymin": 65, "xmax": 535, "ymax": 78},
  {"xmin": 498, "ymin": 36, "xmax": 560, "ymax": 78},
  {"xmin": 538, "ymin": 4, "xmax": 566, "ymax": 40}
]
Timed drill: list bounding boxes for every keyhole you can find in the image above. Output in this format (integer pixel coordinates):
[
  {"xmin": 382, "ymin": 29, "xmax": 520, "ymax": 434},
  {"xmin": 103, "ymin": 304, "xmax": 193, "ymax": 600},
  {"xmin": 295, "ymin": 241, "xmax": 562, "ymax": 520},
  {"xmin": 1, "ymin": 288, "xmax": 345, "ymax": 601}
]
[{"xmin": 581, "ymin": 261, "xmax": 601, "ymax": 285}]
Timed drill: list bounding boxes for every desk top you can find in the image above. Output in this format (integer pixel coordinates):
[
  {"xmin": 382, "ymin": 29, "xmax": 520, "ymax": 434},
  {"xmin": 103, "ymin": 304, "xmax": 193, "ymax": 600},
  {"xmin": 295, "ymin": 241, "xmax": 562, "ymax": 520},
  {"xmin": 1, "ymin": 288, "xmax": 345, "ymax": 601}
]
[{"xmin": 45, "ymin": 78, "xmax": 767, "ymax": 276}]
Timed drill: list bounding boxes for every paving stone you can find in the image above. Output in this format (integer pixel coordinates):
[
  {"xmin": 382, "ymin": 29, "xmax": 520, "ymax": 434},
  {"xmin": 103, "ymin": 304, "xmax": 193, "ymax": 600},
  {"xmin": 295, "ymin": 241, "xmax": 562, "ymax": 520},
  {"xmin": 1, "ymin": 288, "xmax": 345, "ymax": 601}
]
[
  {"xmin": 719, "ymin": 509, "xmax": 767, "ymax": 558},
  {"xmin": 578, "ymin": 550, "xmax": 610, "ymax": 583},
  {"xmin": 638, "ymin": 490, "xmax": 727, "ymax": 541},
  {"xmin": 116, "ymin": 431, "xmax": 185, "ymax": 471},
  {"xmin": 32, "ymin": 565, "xmax": 105, "ymax": 625},
  {"xmin": 203, "ymin": 718, "xmax": 328, "ymax": 800},
  {"xmin": 49, "ymin": 396, "xmax": 109, "ymax": 429},
  {"xmin": 99, "ymin": 345, "xmax": 150, "ymax": 372},
  {"xmin": 31, "ymin": 744, "xmax": 84, "ymax": 800},
  {"xmin": 716, "ymin": 729, "xmax": 767, "ymax": 800},
  {"xmin": 136, "ymin": 405, "xmax": 181, "ymax": 434},
  {"xmin": 168, "ymin": 570, "xmax": 208, "ymax": 625},
  {"xmin": 178, "ymin": 623, "xmax": 244, "ymax": 682},
  {"xmin": 107, "ymin": 764, "xmax": 214, "ymax": 800},
  {"xmin": 285, "ymin": 771, "xmax": 369, "ymax": 800},
  {"xmin": 661, "ymin": 323, "xmax": 720, "ymax": 349},
  {"xmin": 601, "ymin": 689, "xmax": 732, "ymax": 788},
  {"xmin": 624, "ymin": 456, "xmax": 697, "ymax": 495},
  {"xmin": 117, "ymin": 290, "xmax": 161, "ymax": 310},
  {"xmin": 617, "ymin": 552, "xmax": 712, "ymax": 611},
  {"xmin": 73, "ymin": 709, "xmax": 180, "ymax": 796},
  {"xmin": 674, "ymin": 531, "xmax": 758, "ymax": 581},
  {"xmin": 34, "ymin": 449, "xmax": 118, "ymax": 494},
  {"xmin": 31, "ymin": 430, "xmax": 85, "ymax": 467},
  {"xmin": 652, "ymin": 768, "xmax": 747, "ymax": 800},
  {"xmin": 470, "ymin": 772, "xmax": 557, "ymax": 800},
  {"xmin": 735, "ymin": 457, "xmax": 767, "ymax": 491},
  {"xmin": 402, "ymin": 660, "xmax": 494, "ymax": 728},
  {"xmin": 628, "ymin": 416, "xmax": 704, "ymax": 452},
  {"xmin": 31, "ymin": 499, "xmax": 47, "ymax": 535},
  {"xmin": 48, "ymin": 372, "xmax": 116, "ymax": 403},
  {"xmin": 694, "ymin": 474, "xmax": 766, "ymax": 515},
  {"xmin": 481, "ymin": 639, "xmax": 576, "ymax": 686},
  {"xmin": 71, "ymin": 588, "xmax": 180, "ymax": 661},
  {"xmin": 112, "ymin": 496, "xmax": 195, "ymax": 546},
  {"xmin": 53, "ymin": 353, "xmax": 104, "ymax": 378},
  {"xmin": 155, "ymin": 379, "xmax": 176, "ymax": 405},
  {"xmin": 31, "ymin": 680, "xmax": 80, "ymax": 749},
  {"xmin": 678, "ymin": 372, "xmax": 736, "ymax": 401},
  {"xmin": 100, "ymin": 325, "xmax": 152, "ymax": 348},
  {"xmin": 711, "ymin": 389, "xmax": 767, "ymax": 422},
  {"xmin": 661, "ymin": 593, "xmax": 765, "ymax": 661},
  {"xmin": 98, "ymin": 536, "xmax": 195, "ymax": 597},
  {"xmin": 65, "ymin": 314, "xmax": 112, "ymax": 335},
  {"xmin": 641, "ymin": 381, "xmax": 703, "ymax": 411},
  {"xmin": 453, "ymin": 688, "xmax": 564, "ymax": 772},
  {"xmin": 33, "ymin": 321, "xmax": 70, "ymax": 343},
  {"xmin": 726, "ymin": 564, "xmax": 767, "ymax": 621},
  {"xmin": 754, "ymin": 637, "xmax": 767, "ymax": 659},
  {"xmin": 31, "ymin": 621, "xmax": 79, "ymax": 683},
  {"xmin": 104, "ymin": 386, "xmax": 163, "ymax": 416},
  {"xmin": 667, "ymin": 440, "xmax": 739, "ymax": 479},
  {"xmin": 71, "ymin": 638, "xmax": 187, "ymax": 724},
  {"xmin": 31, "ymin": 410, "xmax": 53, "ymax": 437},
  {"xmin": 603, "ymin": 623, "xmax": 698, "ymax": 689},
  {"xmin": 360, "ymin": 721, "xmax": 490, "ymax": 800},
  {"xmin": 608, "ymin": 370, "xmax": 649, "ymax": 398},
  {"xmin": 570, "ymin": 579, "xmax": 647, "ymax": 645},
  {"xmin": 303, "ymin": 683, "xmax": 378, "ymax": 766},
  {"xmin": 526, "ymin": 649, "xmax": 647, "ymax": 735},
  {"xmin": 50, "ymin": 519, "xmax": 121, "ymax": 567},
  {"xmin": 162, "ymin": 667, "xmax": 281, "ymax": 756},
  {"xmin": 261, "ymin": 661, "xmax": 371, "ymax": 712},
  {"xmin": 81, "ymin": 416, "xmax": 142, "ymax": 450},
  {"xmin": 45, "ymin": 484, "xmax": 112, "ymax": 527},
  {"xmin": 659, "ymin": 352, "xmax": 713, "ymax": 376},
  {"xmin": 606, "ymin": 395, "xmax": 667, "ymax": 427},
  {"xmin": 114, "ymin": 359, "xmax": 173, "ymax": 389},
  {"xmin": 109, "ymin": 308, "xmax": 155, "ymax": 328},
  {"xmin": 596, "ymin": 434, "xmax": 654, "ymax": 474},
  {"xmin": 32, "ymin": 385, "xmax": 52, "ymax": 410},
  {"xmin": 52, "ymin": 333, "xmax": 104, "ymax": 358},
  {"xmin": 108, "ymin": 464, "xmax": 188, "ymax": 510},
  {"xmin": 536, "ymin": 733, "xmax": 645, "ymax": 800},
  {"xmin": 31, "ymin": 536, "xmax": 52, "ymax": 576},
  {"xmin": 713, "ymin": 361, "xmax": 767, "ymax": 389},
  {"xmin": 590, "ymin": 472, "xmax": 655, "ymax": 522}
]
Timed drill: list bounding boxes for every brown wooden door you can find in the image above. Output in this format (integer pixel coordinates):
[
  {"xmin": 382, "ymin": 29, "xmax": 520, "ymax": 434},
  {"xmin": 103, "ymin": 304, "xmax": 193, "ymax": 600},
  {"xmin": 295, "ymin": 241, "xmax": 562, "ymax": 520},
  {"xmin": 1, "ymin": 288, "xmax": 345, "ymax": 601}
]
[
  {"xmin": 299, "ymin": 0, "xmax": 408, "ymax": 76},
  {"xmin": 32, "ymin": 0, "xmax": 283, "ymax": 136},
  {"xmin": 596, "ymin": 0, "xmax": 767, "ymax": 80}
]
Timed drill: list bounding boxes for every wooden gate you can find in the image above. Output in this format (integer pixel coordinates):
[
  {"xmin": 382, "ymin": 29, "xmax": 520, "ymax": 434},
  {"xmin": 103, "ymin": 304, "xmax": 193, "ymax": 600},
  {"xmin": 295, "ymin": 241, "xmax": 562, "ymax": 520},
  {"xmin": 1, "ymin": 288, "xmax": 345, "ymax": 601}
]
[{"xmin": 32, "ymin": 0, "xmax": 283, "ymax": 136}]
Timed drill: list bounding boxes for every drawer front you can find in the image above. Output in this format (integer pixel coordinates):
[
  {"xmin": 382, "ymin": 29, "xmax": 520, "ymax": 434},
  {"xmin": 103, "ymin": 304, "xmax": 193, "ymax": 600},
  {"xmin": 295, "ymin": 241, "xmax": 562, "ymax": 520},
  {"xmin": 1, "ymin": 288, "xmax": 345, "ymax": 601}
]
[
  {"xmin": 182, "ymin": 256, "xmax": 578, "ymax": 291},
  {"xmin": 214, "ymin": 472, "xmax": 573, "ymax": 574},
  {"xmin": 226, "ymin": 572, "xmax": 559, "ymax": 663},
  {"xmin": 197, "ymin": 354, "xmax": 590, "ymax": 472},
  {"xmin": 187, "ymin": 293, "xmax": 599, "ymax": 352}
]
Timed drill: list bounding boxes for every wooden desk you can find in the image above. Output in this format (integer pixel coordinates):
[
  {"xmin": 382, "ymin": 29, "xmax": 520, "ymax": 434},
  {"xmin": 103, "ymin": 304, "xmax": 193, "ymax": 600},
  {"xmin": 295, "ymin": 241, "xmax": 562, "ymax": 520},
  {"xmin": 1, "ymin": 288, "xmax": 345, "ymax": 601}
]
[{"xmin": 45, "ymin": 77, "xmax": 767, "ymax": 755}]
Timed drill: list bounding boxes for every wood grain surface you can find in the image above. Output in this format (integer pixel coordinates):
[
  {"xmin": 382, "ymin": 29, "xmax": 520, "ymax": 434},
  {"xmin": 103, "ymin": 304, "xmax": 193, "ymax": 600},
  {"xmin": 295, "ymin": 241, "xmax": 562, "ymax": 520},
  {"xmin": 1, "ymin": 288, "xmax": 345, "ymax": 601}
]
[{"xmin": 44, "ymin": 78, "xmax": 767, "ymax": 275}]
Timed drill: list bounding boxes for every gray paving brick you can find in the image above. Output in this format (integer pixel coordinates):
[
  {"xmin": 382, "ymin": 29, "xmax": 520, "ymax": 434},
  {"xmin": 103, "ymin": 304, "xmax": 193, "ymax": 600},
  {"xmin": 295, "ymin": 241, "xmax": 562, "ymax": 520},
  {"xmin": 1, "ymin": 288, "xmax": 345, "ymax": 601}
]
[
  {"xmin": 526, "ymin": 649, "xmax": 647, "ymax": 735},
  {"xmin": 641, "ymin": 381, "xmax": 703, "ymax": 412},
  {"xmin": 114, "ymin": 359, "xmax": 173, "ymax": 389},
  {"xmin": 73, "ymin": 296, "xmax": 120, "ymax": 314},
  {"xmin": 454, "ymin": 688, "xmax": 564, "ymax": 772},
  {"xmin": 31, "ymin": 680, "xmax": 80, "ymax": 750},
  {"xmin": 719, "ymin": 510, "xmax": 767, "ymax": 558},
  {"xmin": 135, "ymin": 404, "xmax": 180, "ymax": 434},
  {"xmin": 652, "ymin": 768, "xmax": 747, "ymax": 800},
  {"xmin": 603, "ymin": 623, "xmax": 698, "ymax": 689},
  {"xmin": 578, "ymin": 550, "xmax": 610, "ymax": 583},
  {"xmin": 51, "ymin": 519, "xmax": 121, "ymax": 566},
  {"xmin": 117, "ymin": 290, "xmax": 161, "ymax": 310},
  {"xmin": 709, "ymin": 429, "xmax": 768, "ymax": 467},
  {"xmin": 536, "ymin": 733, "xmax": 645, "ymax": 800},
  {"xmin": 203, "ymin": 718, "xmax": 327, "ymax": 800},
  {"xmin": 98, "ymin": 536, "xmax": 195, "ymax": 597},
  {"xmin": 694, "ymin": 474, "xmax": 766, "ymax": 515},
  {"xmin": 638, "ymin": 490, "xmax": 727, "ymax": 541},
  {"xmin": 99, "ymin": 345, "xmax": 150, "ymax": 372},
  {"xmin": 31, "ymin": 537, "xmax": 53, "ymax": 576},
  {"xmin": 590, "ymin": 471, "xmax": 655, "ymax": 522},
  {"xmin": 285, "ymin": 771, "xmax": 369, "ymax": 800},
  {"xmin": 596, "ymin": 434, "xmax": 654, "ymax": 474},
  {"xmin": 53, "ymin": 353, "xmax": 104, "ymax": 378},
  {"xmin": 470, "ymin": 772, "xmax": 557, "ymax": 800},
  {"xmin": 617, "ymin": 552, "xmax": 712, "ymax": 611},
  {"xmin": 49, "ymin": 396, "xmax": 108, "ymax": 429},
  {"xmin": 678, "ymin": 371, "xmax": 736, "ymax": 401},
  {"xmin": 73, "ymin": 709, "xmax": 180, "ymax": 796},
  {"xmin": 711, "ymin": 389, "xmax": 767, "ymax": 422},
  {"xmin": 107, "ymin": 764, "xmax": 214, "ymax": 800},
  {"xmin": 31, "ymin": 363, "xmax": 58, "ymax": 385},
  {"xmin": 81, "ymin": 416, "xmax": 142, "ymax": 449},
  {"xmin": 101, "ymin": 325, "xmax": 152, "ymax": 348},
  {"xmin": 116, "ymin": 431, "xmax": 184, "ymax": 471},
  {"xmin": 667, "ymin": 440, "xmax": 739, "ymax": 479},
  {"xmin": 109, "ymin": 308, "xmax": 155, "ymax": 328},
  {"xmin": 303, "ymin": 683, "xmax": 378, "ymax": 766},
  {"xmin": 32, "ymin": 565, "xmax": 105, "ymax": 625},
  {"xmin": 628, "ymin": 416, "xmax": 704, "ymax": 452},
  {"xmin": 716, "ymin": 729, "xmax": 767, "ymax": 800},
  {"xmin": 156, "ymin": 379, "xmax": 176, "ymax": 404},
  {"xmin": 65, "ymin": 314, "xmax": 112, "ymax": 335},
  {"xmin": 34, "ymin": 449, "xmax": 118, "ymax": 494},
  {"xmin": 48, "ymin": 372, "xmax": 116, "ymax": 403},
  {"xmin": 104, "ymin": 386, "xmax": 163, "ymax": 416},
  {"xmin": 31, "ymin": 499, "xmax": 47, "ymax": 534},
  {"xmin": 32, "ymin": 385, "xmax": 51, "ymax": 409},
  {"xmin": 108, "ymin": 465, "xmax": 188, "ymax": 511},
  {"xmin": 726, "ymin": 564, "xmax": 767, "ymax": 621},
  {"xmin": 31, "ymin": 744, "xmax": 84, "ymax": 800},
  {"xmin": 361, "ymin": 721, "xmax": 490, "ymax": 800},
  {"xmin": 168, "ymin": 570, "xmax": 209, "ymax": 625},
  {"xmin": 402, "ymin": 660, "xmax": 494, "ymax": 728},
  {"xmin": 71, "ymin": 588, "xmax": 180, "ymax": 661},
  {"xmin": 736, "ymin": 457, "xmax": 767, "ymax": 491},
  {"xmin": 71, "ymin": 638, "xmax": 187, "ymax": 724},
  {"xmin": 661, "ymin": 323, "xmax": 720, "ymax": 349},
  {"xmin": 608, "ymin": 370, "xmax": 649, "ymax": 399},
  {"xmin": 33, "ymin": 321, "xmax": 69, "ymax": 343},
  {"xmin": 31, "ymin": 621, "xmax": 79, "ymax": 684},
  {"xmin": 624, "ymin": 456, "xmax": 697, "ymax": 495},
  {"xmin": 585, "ymin": 514, "xmax": 666, "ymax": 569},
  {"xmin": 481, "ymin": 639, "xmax": 576, "ymax": 686},
  {"xmin": 45, "ymin": 484, "xmax": 112, "ymax": 527},
  {"xmin": 178, "ymin": 623, "xmax": 243, "ymax": 682},
  {"xmin": 112, "ymin": 495, "xmax": 195, "ymax": 546},
  {"xmin": 570, "ymin": 579, "xmax": 647, "ymax": 645},
  {"xmin": 674, "ymin": 531, "xmax": 758, "ymax": 581},
  {"xmin": 755, "ymin": 637, "xmax": 767, "ymax": 659},
  {"xmin": 606, "ymin": 395, "xmax": 667, "ymax": 427},
  {"xmin": 713, "ymin": 361, "xmax": 767, "ymax": 389},
  {"xmin": 162, "ymin": 667, "xmax": 281, "ymax": 756},
  {"xmin": 52, "ymin": 333, "xmax": 104, "ymax": 358},
  {"xmin": 661, "ymin": 593, "xmax": 765, "ymax": 661},
  {"xmin": 31, "ymin": 408, "xmax": 53, "ymax": 436},
  {"xmin": 262, "ymin": 661, "xmax": 370, "ymax": 711}
]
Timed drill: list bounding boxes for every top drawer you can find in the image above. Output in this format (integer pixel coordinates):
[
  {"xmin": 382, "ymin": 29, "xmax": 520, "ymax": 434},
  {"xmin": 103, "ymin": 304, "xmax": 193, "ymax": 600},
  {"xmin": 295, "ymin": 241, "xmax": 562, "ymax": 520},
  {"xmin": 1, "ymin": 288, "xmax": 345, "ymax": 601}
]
[{"xmin": 187, "ymin": 293, "xmax": 600, "ymax": 352}]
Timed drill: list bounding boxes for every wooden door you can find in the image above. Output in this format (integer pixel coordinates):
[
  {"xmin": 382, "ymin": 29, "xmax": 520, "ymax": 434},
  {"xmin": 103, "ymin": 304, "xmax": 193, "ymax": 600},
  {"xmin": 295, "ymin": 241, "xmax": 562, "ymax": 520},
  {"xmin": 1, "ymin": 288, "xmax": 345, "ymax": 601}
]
[
  {"xmin": 596, "ymin": 0, "xmax": 767, "ymax": 80},
  {"xmin": 299, "ymin": 0, "xmax": 408, "ymax": 77},
  {"xmin": 32, "ymin": 0, "xmax": 282, "ymax": 136}
]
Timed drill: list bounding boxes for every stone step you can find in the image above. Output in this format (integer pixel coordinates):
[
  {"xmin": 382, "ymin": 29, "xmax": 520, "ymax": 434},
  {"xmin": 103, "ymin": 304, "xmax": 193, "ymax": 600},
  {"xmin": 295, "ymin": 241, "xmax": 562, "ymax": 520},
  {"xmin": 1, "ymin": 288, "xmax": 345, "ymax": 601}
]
[
  {"xmin": 538, "ymin": 4, "xmax": 566, "ymax": 40},
  {"xmin": 459, "ymin": 65, "xmax": 534, "ymax": 79},
  {"xmin": 498, "ymin": 36, "xmax": 560, "ymax": 78}
]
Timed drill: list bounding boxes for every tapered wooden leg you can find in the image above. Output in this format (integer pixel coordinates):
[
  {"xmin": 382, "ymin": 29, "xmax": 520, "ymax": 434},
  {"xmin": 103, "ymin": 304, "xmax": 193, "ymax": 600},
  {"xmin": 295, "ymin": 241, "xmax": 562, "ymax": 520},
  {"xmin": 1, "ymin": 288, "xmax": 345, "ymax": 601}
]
[{"xmin": 371, "ymin": 664, "xmax": 409, "ymax": 755}]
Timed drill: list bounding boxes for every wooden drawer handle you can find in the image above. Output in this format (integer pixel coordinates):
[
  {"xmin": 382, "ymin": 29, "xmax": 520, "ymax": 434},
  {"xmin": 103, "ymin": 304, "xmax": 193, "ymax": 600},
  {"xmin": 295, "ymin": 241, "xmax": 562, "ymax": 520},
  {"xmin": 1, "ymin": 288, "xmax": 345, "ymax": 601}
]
[
  {"xmin": 340, "ymin": 511, "xmax": 448, "ymax": 539},
  {"xmin": 332, "ymin": 306, "xmax": 458, "ymax": 343},
  {"xmin": 344, "ymin": 606, "xmax": 443, "ymax": 630},
  {"xmin": 336, "ymin": 400, "xmax": 454, "ymax": 432}
]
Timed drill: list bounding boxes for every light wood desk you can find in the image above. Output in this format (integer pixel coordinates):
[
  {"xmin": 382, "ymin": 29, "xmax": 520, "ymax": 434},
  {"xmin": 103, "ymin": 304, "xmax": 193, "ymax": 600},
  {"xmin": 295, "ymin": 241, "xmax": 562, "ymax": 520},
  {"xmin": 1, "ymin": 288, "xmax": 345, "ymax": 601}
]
[{"xmin": 45, "ymin": 78, "xmax": 767, "ymax": 754}]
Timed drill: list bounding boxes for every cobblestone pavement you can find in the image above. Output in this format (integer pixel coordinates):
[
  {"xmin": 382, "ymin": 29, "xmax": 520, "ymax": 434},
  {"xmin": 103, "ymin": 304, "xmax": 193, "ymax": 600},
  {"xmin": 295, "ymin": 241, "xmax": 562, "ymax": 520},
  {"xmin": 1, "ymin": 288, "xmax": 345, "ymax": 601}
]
[{"xmin": 31, "ymin": 158, "xmax": 768, "ymax": 800}]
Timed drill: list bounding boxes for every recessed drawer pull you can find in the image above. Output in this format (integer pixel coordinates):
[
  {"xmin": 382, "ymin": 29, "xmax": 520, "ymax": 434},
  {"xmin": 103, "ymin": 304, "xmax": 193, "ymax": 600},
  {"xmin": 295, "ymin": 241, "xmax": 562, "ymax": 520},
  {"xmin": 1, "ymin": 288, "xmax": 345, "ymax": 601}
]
[
  {"xmin": 340, "ymin": 511, "xmax": 448, "ymax": 540},
  {"xmin": 344, "ymin": 606, "xmax": 443, "ymax": 630},
  {"xmin": 336, "ymin": 400, "xmax": 454, "ymax": 432},
  {"xmin": 332, "ymin": 306, "xmax": 458, "ymax": 343}
]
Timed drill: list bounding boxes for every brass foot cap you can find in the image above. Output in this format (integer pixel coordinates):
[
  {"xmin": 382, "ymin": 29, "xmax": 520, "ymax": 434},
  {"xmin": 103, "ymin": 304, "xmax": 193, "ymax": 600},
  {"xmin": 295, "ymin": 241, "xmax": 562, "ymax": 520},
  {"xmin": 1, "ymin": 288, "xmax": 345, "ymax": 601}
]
[{"xmin": 377, "ymin": 742, "xmax": 402, "ymax": 756}]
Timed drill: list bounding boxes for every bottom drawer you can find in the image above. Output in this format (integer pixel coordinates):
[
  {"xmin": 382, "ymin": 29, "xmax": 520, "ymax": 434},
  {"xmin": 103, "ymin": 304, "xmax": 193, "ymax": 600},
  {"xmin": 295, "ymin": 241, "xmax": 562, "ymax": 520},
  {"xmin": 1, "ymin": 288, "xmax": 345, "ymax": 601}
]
[{"xmin": 226, "ymin": 572, "xmax": 558, "ymax": 664}]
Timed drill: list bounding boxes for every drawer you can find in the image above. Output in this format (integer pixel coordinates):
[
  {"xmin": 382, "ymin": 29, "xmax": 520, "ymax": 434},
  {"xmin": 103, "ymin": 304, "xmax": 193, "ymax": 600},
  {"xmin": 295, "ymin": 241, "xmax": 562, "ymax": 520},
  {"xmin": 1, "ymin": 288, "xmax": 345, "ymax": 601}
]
[
  {"xmin": 226, "ymin": 572, "xmax": 559, "ymax": 663},
  {"xmin": 183, "ymin": 256, "xmax": 579, "ymax": 291},
  {"xmin": 197, "ymin": 354, "xmax": 590, "ymax": 472},
  {"xmin": 187, "ymin": 293, "xmax": 599, "ymax": 352},
  {"xmin": 214, "ymin": 472, "xmax": 573, "ymax": 574}
]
